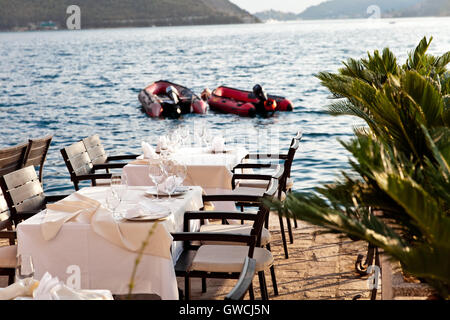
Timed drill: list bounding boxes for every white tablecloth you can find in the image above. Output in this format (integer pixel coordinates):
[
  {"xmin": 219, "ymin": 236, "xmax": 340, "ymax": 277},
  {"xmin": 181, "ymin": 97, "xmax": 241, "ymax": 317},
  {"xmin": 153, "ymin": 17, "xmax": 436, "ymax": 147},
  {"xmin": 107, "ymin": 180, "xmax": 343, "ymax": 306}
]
[
  {"xmin": 17, "ymin": 186, "xmax": 203, "ymax": 300},
  {"xmin": 124, "ymin": 146, "xmax": 248, "ymax": 190}
]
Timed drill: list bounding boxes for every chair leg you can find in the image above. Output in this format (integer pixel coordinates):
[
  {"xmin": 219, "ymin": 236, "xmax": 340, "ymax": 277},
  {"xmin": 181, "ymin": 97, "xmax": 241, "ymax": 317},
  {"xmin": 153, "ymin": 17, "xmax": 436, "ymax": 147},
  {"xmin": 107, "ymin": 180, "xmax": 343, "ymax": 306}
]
[
  {"xmin": 286, "ymin": 217, "xmax": 294, "ymax": 244},
  {"xmin": 201, "ymin": 277, "xmax": 207, "ymax": 293},
  {"xmin": 184, "ymin": 275, "xmax": 191, "ymax": 301},
  {"xmin": 266, "ymin": 244, "xmax": 279, "ymax": 296},
  {"xmin": 8, "ymin": 271, "xmax": 15, "ymax": 286},
  {"xmin": 278, "ymin": 215, "xmax": 289, "ymax": 259},
  {"xmin": 258, "ymin": 271, "xmax": 269, "ymax": 301},
  {"xmin": 249, "ymin": 283, "xmax": 255, "ymax": 300}
]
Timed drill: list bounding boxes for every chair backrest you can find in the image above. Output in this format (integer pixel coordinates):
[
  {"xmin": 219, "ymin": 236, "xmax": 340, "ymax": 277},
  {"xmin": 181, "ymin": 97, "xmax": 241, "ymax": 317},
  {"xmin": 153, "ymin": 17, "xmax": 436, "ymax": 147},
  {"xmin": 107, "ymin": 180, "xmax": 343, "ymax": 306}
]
[
  {"xmin": 0, "ymin": 142, "xmax": 29, "ymax": 177},
  {"xmin": 82, "ymin": 135, "xmax": 108, "ymax": 165},
  {"xmin": 0, "ymin": 166, "xmax": 45, "ymax": 222},
  {"xmin": 284, "ymin": 139, "xmax": 300, "ymax": 181},
  {"xmin": 225, "ymin": 257, "xmax": 257, "ymax": 301},
  {"xmin": 251, "ymin": 178, "xmax": 279, "ymax": 245},
  {"xmin": 60, "ymin": 141, "xmax": 94, "ymax": 179},
  {"xmin": 0, "ymin": 189, "xmax": 12, "ymax": 231},
  {"xmin": 23, "ymin": 135, "xmax": 53, "ymax": 183}
]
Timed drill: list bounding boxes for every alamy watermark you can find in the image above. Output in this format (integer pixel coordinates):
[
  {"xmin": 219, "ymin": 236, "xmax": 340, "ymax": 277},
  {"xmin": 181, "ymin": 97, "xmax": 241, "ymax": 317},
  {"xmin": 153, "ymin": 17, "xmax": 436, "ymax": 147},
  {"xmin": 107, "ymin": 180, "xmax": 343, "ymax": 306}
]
[
  {"xmin": 367, "ymin": 5, "xmax": 382, "ymax": 20},
  {"xmin": 66, "ymin": 5, "xmax": 81, "ymax": 30}
]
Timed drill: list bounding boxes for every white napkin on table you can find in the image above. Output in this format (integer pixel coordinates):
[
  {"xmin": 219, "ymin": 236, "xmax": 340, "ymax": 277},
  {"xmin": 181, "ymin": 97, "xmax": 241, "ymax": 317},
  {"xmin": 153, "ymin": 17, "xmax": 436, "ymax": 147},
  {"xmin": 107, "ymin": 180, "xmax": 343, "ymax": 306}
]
[
  {"xmin": 212, "ymin": 136, "xmax": 225, "ymax": 153},
  {"xmin": 33, "ymin": 272, "xmax": 113, "ymax": 300},
  {"xmin": 141, "ymin": 141, "xmax": 158, "ymax": 159},
  {"xmin": 124, "ymin": 201, "xmax": 170, "ymax": 220},
  {"xmin": 157, "ymin": 176, "xmax": 183, "ymax": 195},
  {"xmin": 0, "ymin": 278, "xmax": 39, "ymax": 300}
]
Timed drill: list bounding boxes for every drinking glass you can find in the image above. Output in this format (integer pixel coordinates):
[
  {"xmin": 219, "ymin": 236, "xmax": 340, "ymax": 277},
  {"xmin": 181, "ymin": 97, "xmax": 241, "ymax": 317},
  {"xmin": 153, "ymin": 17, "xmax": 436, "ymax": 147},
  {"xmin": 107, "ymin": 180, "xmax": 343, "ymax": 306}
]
[
  {"xmin": 16, "ymin": 254, "xmax": 35, "ymax": 281},
  {"xmin": 148, "ymin": 162, "xmax": 167, "ymax": 199},
  {"xmin": 106, "ymin": 188, "xmax": 121, "ymax": 219}
]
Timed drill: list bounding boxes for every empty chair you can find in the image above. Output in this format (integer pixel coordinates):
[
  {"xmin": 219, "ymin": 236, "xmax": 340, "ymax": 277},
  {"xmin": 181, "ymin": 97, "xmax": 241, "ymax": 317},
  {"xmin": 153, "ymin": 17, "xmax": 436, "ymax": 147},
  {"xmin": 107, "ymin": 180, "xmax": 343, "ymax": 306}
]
[
  {"xmin": 23, "ymin": 135, "xmax": 53, "ymax": 184},
  {"xmin": 0, "ymin": 189, "xmax": 16, "ymax": 286},
  {"xmin": 172, "ymin": 179, "xmax": 278, "ymax": 301},
  {"xmin": 0, "ymin": 142, "xmax": 29, "ymax": 177},
  {"xmin": 0, "ymin": 166, "xmax": 67, "ymax": 226},
  {"xmin": 225, "ymin": 257, "xmax": 257, "ymax": 301},
  {"xmin": 233, "ymin": 139, "xmax": 301, "ymax": 259},
  {"xmin": 60, "ymin": 141, "xmax": 114, "ymax": 191},
  {"xmin": 82, "ymin": 135, "xmax": 139, "ymax": 171}
]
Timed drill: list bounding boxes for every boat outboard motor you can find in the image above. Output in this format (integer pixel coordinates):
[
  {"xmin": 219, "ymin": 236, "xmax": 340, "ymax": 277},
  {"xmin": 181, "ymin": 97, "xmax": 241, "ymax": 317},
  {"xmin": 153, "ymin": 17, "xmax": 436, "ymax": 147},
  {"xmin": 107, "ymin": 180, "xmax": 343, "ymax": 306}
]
[
  {"xmin": 164, "ymin": 86, "xmax": 182, "ymax": 118},
  {"xmin": 253, "ymin": 84, "xmax": 268, "ymax": 103}
]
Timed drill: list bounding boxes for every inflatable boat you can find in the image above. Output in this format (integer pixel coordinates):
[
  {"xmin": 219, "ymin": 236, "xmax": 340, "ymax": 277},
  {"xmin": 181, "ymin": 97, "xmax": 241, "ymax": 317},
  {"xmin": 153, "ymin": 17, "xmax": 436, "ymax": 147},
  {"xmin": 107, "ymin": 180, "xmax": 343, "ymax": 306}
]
[
  {"xmin": 207, "ymin": 85, "xmax": 293, "ymax": 117},
  {"xmin": 138, "ymin": 80, "xmax": 207, "ymax": 118}
]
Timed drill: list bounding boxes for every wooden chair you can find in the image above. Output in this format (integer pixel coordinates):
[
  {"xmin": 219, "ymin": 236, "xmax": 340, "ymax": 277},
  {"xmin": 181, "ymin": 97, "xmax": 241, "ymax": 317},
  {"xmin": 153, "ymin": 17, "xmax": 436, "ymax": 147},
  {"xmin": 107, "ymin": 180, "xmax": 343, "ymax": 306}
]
[
  {"xmin": 0, "ymin": 142, "xmax": 29, "ymax": 177},
  {"xmin": 0, "ymin": 189, "xmax": 16, "ymax": 286},
  {"xmin": 225, "ymin": 257, "xmax": 257, "ymax": 301},
  {"xmin": 0, "ymin": 166, "xmax": 67, "ymax": 226},
  {"xmin": 23, "ymin": 135, "xmax": 53, "ymax": 184},
  {"xmin": 60, "ymin": 141, "xmax": 114, "ymax": 191},
  {"xmin": 233, "ymin": 139, "xmax": 301, "ymax": 259},
  {"xmin": 172, "ymin": 179, "xmax": 278, "ymax": 301},
  {"xmin": 82, "ymin": 135, "xmax": 139, "ymax": 172}
]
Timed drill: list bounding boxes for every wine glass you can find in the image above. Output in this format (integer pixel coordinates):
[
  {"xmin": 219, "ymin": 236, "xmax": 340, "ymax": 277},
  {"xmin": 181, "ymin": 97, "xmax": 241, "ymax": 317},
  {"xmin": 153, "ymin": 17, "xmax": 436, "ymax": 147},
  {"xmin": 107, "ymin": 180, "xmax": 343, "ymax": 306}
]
[
  {"xmin": 16, "ymin": 254, "xmax": 35, "ymax": 281},
  {"xmin": 106, "ymin": 188, "xmax": 121, "ymax": 220},
  {"xmin": 148, "ymin": 161, "xmax": 167, "ymax": 199}
]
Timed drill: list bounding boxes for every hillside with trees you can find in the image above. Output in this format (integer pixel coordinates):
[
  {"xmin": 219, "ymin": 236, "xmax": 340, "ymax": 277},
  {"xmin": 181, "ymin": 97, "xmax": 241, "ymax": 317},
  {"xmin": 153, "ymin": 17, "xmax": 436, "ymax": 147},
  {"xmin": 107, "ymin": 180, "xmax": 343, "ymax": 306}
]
[{"xmin": 0, "ymin": 0, "xmax": 259, "ymax": 31}]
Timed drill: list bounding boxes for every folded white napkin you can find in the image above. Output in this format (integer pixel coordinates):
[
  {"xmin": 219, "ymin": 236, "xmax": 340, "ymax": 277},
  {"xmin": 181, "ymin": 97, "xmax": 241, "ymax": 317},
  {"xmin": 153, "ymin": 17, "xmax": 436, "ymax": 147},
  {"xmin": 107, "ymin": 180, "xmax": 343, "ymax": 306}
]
[
  {"xmin": 212, "ymin": 136, "xmax": 225, "ymax": 153},
  {"xmin": 158, "ymin": 176, "xmax": 183, "ymax": 195},
  {"xmin": 124, "ymin": 201, "xmax": 170, "ymax": 220},
  {"xmin": 0, "ymin": 278, "xmax": 39, "ymax": 300},
  {"xmin": 141, "ymin": 141, "xmax": 158, "ymax": 159},
  {"xmin": 33, "ymin": 272, "xmax": 113, "ymax": 300}
]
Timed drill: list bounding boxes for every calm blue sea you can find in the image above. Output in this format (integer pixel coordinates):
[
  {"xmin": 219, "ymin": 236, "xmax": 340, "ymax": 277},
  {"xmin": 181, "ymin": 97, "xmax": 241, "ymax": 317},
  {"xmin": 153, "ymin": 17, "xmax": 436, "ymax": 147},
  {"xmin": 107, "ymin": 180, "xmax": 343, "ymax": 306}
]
[{"xmin": 1, "ymin": 17, "xmax": 449, "ymax": 195}]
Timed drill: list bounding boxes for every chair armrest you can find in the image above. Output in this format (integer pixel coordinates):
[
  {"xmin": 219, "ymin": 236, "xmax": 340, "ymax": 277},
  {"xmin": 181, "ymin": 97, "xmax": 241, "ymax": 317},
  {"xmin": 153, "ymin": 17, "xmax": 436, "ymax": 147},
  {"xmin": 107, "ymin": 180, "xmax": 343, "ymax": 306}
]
[
  {"xmin": 183, "ymin": 211, "xmax": 257, "ymax": 232},
  {"xmin": 245, "ymin": 153, "xmax": 288, "ymax": 160},
  {"xmin": 75, "ymin": 173, "xmax": 112, "ymax": 181},
  {"xmin": 171, "ymin": 232, "xmax": 254, "ymax": 246},
  {"xmin": 0, "ymin": 230, "xmax": 17, "ymax": 242},
  {"xmin": 93, "ymin": 163, "xmax": 127, "ymax": 171},
  {"xmin": 45, "ymin": 195, "xmax": 69, "ymax": 203},
  {"xmin": 107, "ymin": 155, "xmax": 139, "ymax": 161},
  {"xmin": 202, "ymin": 194, "xmax": 262, "ymax": 203},
  {"xmin": 232, "ymin": 163, "xmax": 276, "ymax": 173}
]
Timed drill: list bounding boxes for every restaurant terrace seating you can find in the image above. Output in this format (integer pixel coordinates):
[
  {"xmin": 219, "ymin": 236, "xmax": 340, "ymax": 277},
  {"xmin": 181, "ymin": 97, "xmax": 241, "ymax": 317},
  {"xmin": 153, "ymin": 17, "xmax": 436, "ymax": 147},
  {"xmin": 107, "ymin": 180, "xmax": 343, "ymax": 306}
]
[
  {"xmin": 0, "ymin": 189, "xmax": 16, "ymax": 286},
  {"xmin": 82, "ymin": 135, "xmax": 139, "ymax": 171},
  {"xmin": 0, "ymin": 166, "xmax": 67, "ymax": 226},
  {"xmin": 172, "ymin": 179, "xmax": 278, "ymax": 300},
  {"xmin": 233, "ymin": 138, "xmax": 301, "ymax": 259},
  {"xmin": 23, "ymin": 135, "xmax": 53, "ymax": 184},
  {"xmin": 60, "ymin": 141, "xmax": 115, "ymax": 191},
  {"xmin": 0, "ymin": 142, "xmax": 29, "ymax": 177},
  {"xmin": 198, "ymin": 165, "xmax": 284, "ymax": 297}
]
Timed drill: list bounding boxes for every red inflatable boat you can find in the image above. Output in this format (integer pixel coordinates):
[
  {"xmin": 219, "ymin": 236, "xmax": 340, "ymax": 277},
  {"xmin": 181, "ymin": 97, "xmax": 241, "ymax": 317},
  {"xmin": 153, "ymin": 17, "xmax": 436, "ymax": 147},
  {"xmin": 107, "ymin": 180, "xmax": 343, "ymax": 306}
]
[
  {"xmin": 207, "ymin": 85, "xmax": 293, "ymax": 117},
  {"xmin": 138, "ymin": 80, "xmax": 207, "ymax": 118}
]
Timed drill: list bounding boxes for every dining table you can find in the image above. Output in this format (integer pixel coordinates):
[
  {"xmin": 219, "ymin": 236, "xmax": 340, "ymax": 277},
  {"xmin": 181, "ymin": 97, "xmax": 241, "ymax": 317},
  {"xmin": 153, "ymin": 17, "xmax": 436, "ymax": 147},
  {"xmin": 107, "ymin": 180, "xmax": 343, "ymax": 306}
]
[
  {"xmin": 16, "ymin": 185, "xmax": 204, "ymax": 300},
  {"xmin": 123, "ymin": 145, "xmax": 248, "ymax": 192}
]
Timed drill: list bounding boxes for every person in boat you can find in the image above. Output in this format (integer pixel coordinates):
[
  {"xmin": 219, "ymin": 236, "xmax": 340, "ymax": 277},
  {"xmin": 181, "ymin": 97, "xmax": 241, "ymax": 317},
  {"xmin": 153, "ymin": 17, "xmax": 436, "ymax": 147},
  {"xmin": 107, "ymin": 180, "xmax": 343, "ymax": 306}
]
[
  {"xmin": 161, "ymin": 86, "xmax": 182, "ymax": 118},
  {"xmin": 252, "ymin": 84, "xmax": 277, "ymax": 115}
]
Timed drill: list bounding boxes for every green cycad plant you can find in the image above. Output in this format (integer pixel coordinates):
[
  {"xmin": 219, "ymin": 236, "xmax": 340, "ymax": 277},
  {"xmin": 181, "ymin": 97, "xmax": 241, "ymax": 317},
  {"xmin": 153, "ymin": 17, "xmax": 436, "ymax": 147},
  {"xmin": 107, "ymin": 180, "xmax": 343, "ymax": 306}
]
[{"xmin": 274, "ymin": 37, "xmax": 450, "ymax": 298}]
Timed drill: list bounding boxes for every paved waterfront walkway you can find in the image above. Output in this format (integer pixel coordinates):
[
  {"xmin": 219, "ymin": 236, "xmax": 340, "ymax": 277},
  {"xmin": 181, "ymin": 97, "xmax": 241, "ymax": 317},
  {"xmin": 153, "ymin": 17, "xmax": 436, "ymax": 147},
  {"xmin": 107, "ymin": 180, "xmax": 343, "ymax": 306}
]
[{"xmin": 1, "ymin": 214, "xmax": 375, "ymax": 300}]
